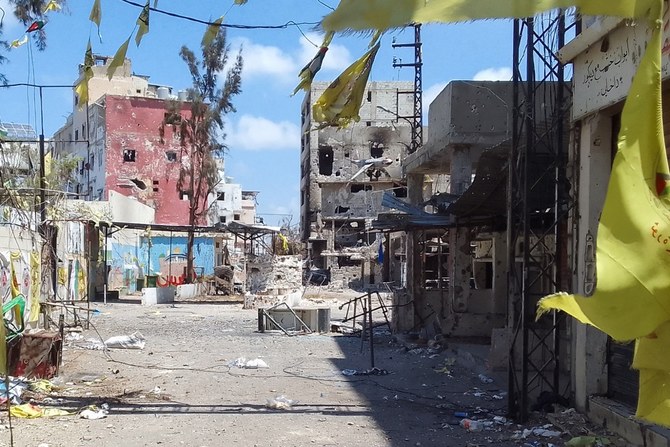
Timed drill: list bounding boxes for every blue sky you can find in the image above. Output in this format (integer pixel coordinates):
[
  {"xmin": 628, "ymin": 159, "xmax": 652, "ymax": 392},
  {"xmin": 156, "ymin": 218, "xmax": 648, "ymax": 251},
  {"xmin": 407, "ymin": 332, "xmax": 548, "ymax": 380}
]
[{"xmin": 0, "ymin": 0, "xmax": 512, "ymax": 226}]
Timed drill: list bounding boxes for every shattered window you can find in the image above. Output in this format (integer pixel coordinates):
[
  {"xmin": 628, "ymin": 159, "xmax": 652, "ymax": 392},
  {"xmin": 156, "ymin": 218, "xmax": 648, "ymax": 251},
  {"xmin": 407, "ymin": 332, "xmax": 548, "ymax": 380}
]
[
  {"xmin": 165, "ymin": 151, "xmax": 177, "ymax": 162},
  {"xmin": 123, "ymin": 149, "xmax": 136, "ymax": 162}
]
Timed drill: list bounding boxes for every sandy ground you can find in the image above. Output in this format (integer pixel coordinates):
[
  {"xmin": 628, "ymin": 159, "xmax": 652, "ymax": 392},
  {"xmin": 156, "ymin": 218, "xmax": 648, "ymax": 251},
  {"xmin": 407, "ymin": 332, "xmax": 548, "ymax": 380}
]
[{"xmin": 0, "ymin": 295, "xmax": 623, "ymax": 447}]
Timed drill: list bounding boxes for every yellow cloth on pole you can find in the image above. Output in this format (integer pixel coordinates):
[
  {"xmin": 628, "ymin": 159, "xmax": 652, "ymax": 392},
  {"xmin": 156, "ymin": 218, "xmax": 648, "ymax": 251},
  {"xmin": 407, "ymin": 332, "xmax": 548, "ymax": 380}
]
[
  {"xmin": 107, "ymin": 37, "xmax": 131, "ymax": 80},
  {"xmin": 322, "ymin": 0, "xmax": 656, "ymax": 32},
  {"xmin": 29, "ymin": 251, "xmax": 40, "ymax": 323},
  {"xmin": 74, "ymin": 40, "xmax": 94, "ymax": 108},
  {"xmin": 312, "ymin": 41, "xmax": 379, "ymax": 128},
  {"xmin": 135, "ymin": 1, "xmax": 150, "ymax": 47},
  {"xmin": 538, "ymin": 11, "xmax": 668, "ymax": 343}
]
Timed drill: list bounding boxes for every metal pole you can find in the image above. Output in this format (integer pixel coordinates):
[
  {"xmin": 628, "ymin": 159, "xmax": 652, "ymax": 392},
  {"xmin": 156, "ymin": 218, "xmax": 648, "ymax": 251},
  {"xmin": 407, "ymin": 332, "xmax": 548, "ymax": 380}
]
[
  {"xmin": 368, "ymin": 290, "xmax": 375, "ymax": 368},
  {"xmin": 103, "ymin": 228, "xmax": 108, "ymax": 305}
]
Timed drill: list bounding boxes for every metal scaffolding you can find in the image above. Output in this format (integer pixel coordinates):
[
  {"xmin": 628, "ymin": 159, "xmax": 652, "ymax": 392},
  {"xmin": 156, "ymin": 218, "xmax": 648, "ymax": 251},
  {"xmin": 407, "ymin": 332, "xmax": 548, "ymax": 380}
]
[
  {"xmin": 507, "ymin": 10, "xmax": 578, "ymax": 421},
  {"xmin": 392, "ymin": 24, "xmax": 423, "ymax": 153}
]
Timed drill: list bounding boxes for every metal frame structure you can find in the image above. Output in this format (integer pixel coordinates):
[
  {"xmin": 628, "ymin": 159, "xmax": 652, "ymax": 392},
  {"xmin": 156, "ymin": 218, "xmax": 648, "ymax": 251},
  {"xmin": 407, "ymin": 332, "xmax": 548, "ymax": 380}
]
[
  {"xmin": 507, "ymin": 10, "xmax": 577, "ymax": 421},
  {"xmin": 392, "ymin": 24, "xmax": 423, "ymax": 153}
]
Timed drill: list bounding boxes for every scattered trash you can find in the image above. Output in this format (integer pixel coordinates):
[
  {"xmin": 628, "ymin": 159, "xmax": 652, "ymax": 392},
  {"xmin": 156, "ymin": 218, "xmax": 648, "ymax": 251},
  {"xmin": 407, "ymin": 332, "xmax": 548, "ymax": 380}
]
[
  {"xmin": 478, "ymin": 374, "xmax": 494, "ymax": 384},
  {"xmin": 266, "ymin": 395, "xmax": 297, "ymax": 410},
  {"xmin": 80, "ymin": 404, "xmax": 109, "ymax": 420},
  {"xmin": 0, "ymin": 378, "xmax": 27, "ymax": 404},
  {"xmin": 341, "ymin": 367, "xmax": 388, "ymax": 376},
  {"xmin": 566, "ymin": 436, "xmax": 612, "ymax": 447},
  {"xmin": 454, "ymin": 411, "xmax": 469, "ymax": 418},
  {"xmin": 534, "ymin": 427, "xmax": 562, "ymax": 438},
  {"xmin": 493, "ymin": 416, "xmax": 507, "ymax": 424},
  {"xmin": 459, "ymin": 418, "xmax": 492, "ymax": 432},
  {"xmin": 104, "ymin": 332, "xmax": 146, "ymax": 350},
  {"xmin": 29, "ymin": 379, "xmax": 58, "ymax": 394},
  {"xmin": 10, "ymin": 403, "xmax": 44, "ymax": 419},
  {"xmin": 229, "ymin": 357, "xmax": 269, "ymax": 369}
]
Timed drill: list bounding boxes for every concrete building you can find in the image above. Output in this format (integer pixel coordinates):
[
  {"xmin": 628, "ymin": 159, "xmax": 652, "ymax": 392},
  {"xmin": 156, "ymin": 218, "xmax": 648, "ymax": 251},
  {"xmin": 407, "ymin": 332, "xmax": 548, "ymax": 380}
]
[
  {"xmin": 300, "ymin": 81, "xmax": 414, "ymax": 288},
  {"xmin": 52, "ymin": 55, "xmax": 216, "ymax": 226},
  {"xmin": 556, "ymin": 16, "xmax": 670, "ymax": 442},
  {"xmin": 392, "ymin": 81, "xmax": 513, "ymax": 338}
]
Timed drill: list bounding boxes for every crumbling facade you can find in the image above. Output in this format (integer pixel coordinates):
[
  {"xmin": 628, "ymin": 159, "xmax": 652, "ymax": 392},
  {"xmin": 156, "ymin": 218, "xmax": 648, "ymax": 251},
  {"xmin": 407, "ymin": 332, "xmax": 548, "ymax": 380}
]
[
  {"xmin": 300, "ymin": 81, "xmax": 413, "ymax": 288},
  {"xmin": 52, "ymin": 55, "xmax": 248, "ymax": 227},
  {"xmin": 398, "ymin": 81, "xmax": 514, "ymax": 338}
]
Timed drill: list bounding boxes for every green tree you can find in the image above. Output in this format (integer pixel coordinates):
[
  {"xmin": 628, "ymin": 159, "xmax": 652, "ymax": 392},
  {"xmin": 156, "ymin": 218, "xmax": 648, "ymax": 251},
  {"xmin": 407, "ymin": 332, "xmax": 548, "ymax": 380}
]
[
  {"xmin": 0, "ymin": 0, "xmax": 56, "ymax": 82},
  {"xmin": 160, "ymin": 28, "xmax": 242, "ymax": 283}
]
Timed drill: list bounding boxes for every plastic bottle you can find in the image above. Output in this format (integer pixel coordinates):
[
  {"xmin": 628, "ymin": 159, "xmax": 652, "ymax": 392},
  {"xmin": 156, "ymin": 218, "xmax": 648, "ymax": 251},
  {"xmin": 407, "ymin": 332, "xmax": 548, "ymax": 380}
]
[{"xmin": 459, "ymin": 419, "xmax": 483, "ymax": 431}]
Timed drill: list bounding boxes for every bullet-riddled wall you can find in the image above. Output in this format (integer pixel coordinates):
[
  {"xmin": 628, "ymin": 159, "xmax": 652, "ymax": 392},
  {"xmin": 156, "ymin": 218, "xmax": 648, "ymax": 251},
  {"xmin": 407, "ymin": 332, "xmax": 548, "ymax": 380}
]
[{"xmin": 300, "ymin": 81, "xmax": 413, "ymax": 286}]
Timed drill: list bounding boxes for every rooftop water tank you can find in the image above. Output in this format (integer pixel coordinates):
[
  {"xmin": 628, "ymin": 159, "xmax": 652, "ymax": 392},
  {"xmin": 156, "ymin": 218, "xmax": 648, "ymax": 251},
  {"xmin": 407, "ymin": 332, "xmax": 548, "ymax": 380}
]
[
  {"xmin": 157, "ymin": 87, "xmax": 170, "ymax": 100},
  {"xmin": 178, "ymin": 90, "xmax": 189, "ymax": 101}
]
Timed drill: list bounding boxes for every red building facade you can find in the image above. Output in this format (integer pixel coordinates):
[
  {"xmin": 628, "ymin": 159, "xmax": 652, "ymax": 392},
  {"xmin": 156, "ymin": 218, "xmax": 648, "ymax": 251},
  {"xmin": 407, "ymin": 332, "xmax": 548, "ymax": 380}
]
[{"xmin": 104, "ymin": 96, "xmax": 206, "ymax": 225}]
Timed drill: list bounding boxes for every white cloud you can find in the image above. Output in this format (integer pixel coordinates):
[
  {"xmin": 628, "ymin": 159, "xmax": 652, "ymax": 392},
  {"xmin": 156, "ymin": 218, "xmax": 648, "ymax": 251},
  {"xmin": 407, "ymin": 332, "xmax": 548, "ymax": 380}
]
[
  {"xmin": 422, "ymin": 82, "xmax": 448, "ymax": 121},
  {"xmin": 473, "ymin": 67, "xmax": 513, "ymax": 81},
  {"xmin": 229, "ymin": 34, "xmax": 351, "ymax": 84},
  {"xmin": 298, "ymin": 33, "xmax": 351, "ymax": 72},
  {"xmin": 234, "ymin": 37, "xmax": 296, "ymax": 81},
  {"xmin": 227, "ymin": 114, "xmax": 300, "ymax": 151}
]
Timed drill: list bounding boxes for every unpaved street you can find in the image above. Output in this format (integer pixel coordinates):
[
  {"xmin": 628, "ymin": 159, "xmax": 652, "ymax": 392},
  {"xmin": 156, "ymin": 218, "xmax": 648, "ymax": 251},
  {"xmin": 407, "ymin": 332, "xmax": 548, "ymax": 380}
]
[{"xmin": 0, "ymin": 299, "xmax": 614, "ymax": 446}]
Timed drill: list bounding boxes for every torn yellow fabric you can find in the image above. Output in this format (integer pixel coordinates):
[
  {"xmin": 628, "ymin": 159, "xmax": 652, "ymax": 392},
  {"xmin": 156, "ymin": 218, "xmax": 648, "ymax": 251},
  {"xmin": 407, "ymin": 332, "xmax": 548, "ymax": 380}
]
[
  {"xmin": 538, "ymin": 12, "xmax": 668, "ymax": 342},
  {"xmin": 29, "ymin": 251, "xmax": 39, "ymax": 323},
  {"xmin": 43, "ymin": 0, "xmax": 61, "ymax": 13},
  {"xmin": 74, "ymin": 40, "xmax": 94, "ymax": 108},
  {"xmin": 107, "ymin": 37, "xmax": 131, "ymax": 80},
  {"xmin": 312, "ymin": 41, "xmax": 379, "ymax": 128},
  {"xmin": 322, "ymin": 0, "xmax": 657, "ymax": 32},
  {"xmin": 89, "ymin": 0, "xmax": 102, "ymax": 41},
  {"xmin": 135, "ymin": 1, "xmax": 150, "ymax": 47},
  {"xmin": 202, "ymin": 16, "xmax": 224, "ymax": 47}
]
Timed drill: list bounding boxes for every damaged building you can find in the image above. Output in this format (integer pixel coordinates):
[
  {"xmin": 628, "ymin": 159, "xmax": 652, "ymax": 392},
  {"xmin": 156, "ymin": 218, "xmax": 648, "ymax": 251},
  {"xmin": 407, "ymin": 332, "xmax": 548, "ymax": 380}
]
[{"xmin": 300, "ymin": 81, "xmax": 413, "ymax": 288}]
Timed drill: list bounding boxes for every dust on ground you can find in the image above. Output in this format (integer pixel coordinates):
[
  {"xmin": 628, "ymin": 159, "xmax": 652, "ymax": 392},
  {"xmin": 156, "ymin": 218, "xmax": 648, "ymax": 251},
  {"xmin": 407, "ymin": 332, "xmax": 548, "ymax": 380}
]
[{"xmin": 0, "ymin": 294, "xmax": 626, "ymax": 447}]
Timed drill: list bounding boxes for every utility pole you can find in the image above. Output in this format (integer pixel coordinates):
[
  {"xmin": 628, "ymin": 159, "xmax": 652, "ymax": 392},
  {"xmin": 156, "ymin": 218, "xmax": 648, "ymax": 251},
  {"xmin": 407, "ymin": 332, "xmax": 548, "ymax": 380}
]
[{"xmin": 392, "ymin": 24, "xmax": 423, "ymax": 154}]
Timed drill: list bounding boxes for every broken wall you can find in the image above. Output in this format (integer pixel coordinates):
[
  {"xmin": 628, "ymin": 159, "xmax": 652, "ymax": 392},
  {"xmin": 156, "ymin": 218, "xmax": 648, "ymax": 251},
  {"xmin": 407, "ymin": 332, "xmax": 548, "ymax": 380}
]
[{"xmin": 247, "ymin": 254, "xmax": 302, "ymax": 295}]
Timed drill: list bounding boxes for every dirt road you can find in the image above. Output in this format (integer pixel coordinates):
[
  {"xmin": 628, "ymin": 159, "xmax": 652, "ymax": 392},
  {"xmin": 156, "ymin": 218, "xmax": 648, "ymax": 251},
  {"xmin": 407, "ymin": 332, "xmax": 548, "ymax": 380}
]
[{"xmin": 0, "ymin": 298, "xmax": 613, "ymax": 447}]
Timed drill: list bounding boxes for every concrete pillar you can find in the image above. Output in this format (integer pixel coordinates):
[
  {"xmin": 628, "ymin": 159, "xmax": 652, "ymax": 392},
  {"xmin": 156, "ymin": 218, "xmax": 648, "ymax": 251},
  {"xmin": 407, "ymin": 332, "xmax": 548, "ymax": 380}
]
[
  {"xmin": 449, "ymin": 146, "xmax": 473, "ymax": 313},
  {"xmin": 398, "ymin": 173, "xmax": 424, "ymax": 332},
  {"xmin": 572, "ymin": 114, "xmax": 612, "ymax": 411}
]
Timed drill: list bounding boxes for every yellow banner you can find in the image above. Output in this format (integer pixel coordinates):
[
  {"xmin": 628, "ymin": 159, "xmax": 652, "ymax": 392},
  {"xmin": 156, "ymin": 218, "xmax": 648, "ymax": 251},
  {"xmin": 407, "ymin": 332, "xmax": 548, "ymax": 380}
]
[{"xmin": 322, "ymin": 0, "xmax": 657, "ymax": 32}]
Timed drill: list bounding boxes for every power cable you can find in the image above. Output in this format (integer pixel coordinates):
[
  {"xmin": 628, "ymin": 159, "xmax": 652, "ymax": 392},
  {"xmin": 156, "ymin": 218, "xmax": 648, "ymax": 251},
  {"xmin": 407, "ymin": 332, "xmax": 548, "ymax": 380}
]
[{"xmin": 117, "ymin": 0, "xmax": 319, "ymax": 30}]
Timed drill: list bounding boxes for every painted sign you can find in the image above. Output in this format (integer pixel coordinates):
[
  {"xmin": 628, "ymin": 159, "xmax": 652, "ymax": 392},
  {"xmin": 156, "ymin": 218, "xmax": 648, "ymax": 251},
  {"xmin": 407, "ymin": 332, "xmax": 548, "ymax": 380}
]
[{"xmin": 573, "ymin": 14, "xmax": 670, "ymax": 121}]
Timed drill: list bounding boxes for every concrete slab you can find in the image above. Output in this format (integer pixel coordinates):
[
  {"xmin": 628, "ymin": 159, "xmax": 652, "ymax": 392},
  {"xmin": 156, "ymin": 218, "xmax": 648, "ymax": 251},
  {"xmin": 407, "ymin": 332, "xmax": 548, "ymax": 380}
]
[{"xmin": 588, "ymin": 396, "xmax": 670, "ymax": 447}]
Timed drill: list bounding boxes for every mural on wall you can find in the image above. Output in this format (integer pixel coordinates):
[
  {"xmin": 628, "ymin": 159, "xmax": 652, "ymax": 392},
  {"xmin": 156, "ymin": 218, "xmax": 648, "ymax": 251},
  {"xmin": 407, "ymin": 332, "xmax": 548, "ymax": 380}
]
[
  {"xmin": 0, "ymin": 251, "xmax": 39, "ymax": 328},
  {"xmin": 109, "ymin": 236, "xmax": 215, "ymax": 290}
]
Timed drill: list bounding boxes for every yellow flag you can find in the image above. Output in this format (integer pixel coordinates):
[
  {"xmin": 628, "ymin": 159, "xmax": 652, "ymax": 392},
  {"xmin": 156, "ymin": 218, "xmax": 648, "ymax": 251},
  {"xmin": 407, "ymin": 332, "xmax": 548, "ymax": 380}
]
[
  {"xmin": 107, "ymin": 36, "xmax": 130, "ymax": 80},
  {"xmin": 202, "ymin": 16, "xmax": 224, "ymax": 47},
  {"xmin": 90, "ymin": 0, "xmax": 102, "ymax": 41},
  {"xmin": 89, "ymin": 0, "xmax": 101, "ymax": 26},
  {"xmin": 322, "ymin": 0, "xmax": 656, "ymax": 32},
  {"xmin": 75, "ymin": 40, "xmax": 94, "ymax": 107},
  {"xmin": 28, "ymin": 252, "xmax": 40, "ymax": 323},
  {"xmin": 538, "ymin": 11, "xmax": 667, "ymax": 342},
  {"xmin": 312, "ymin": 41, "xmax": 379, "ymax": 128},
  {"xmin": 135, "ymin": 0, "xmax": 150, "ymax": 47},
  {"xmin": 10, "ymin": 35, "xmax": 28, "ymax": 48},
  {"xmin": 43, "ymin": 0, "xmax": 61, "ymax": 12}
]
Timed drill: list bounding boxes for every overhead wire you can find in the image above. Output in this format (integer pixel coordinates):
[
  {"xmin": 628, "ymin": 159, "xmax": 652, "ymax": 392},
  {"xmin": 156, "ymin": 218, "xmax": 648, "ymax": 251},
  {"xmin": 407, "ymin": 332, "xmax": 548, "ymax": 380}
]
[{"xmin": 117, "ymin": 0, "xmax": 320, "ymax": 30}]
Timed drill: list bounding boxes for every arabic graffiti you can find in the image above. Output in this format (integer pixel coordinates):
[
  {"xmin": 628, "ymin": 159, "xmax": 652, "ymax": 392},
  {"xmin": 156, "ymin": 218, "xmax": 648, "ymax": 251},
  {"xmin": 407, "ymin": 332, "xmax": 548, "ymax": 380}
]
[{"xmin": 651, "ymin": 222, "xmax": 670, "ymax": 253}]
